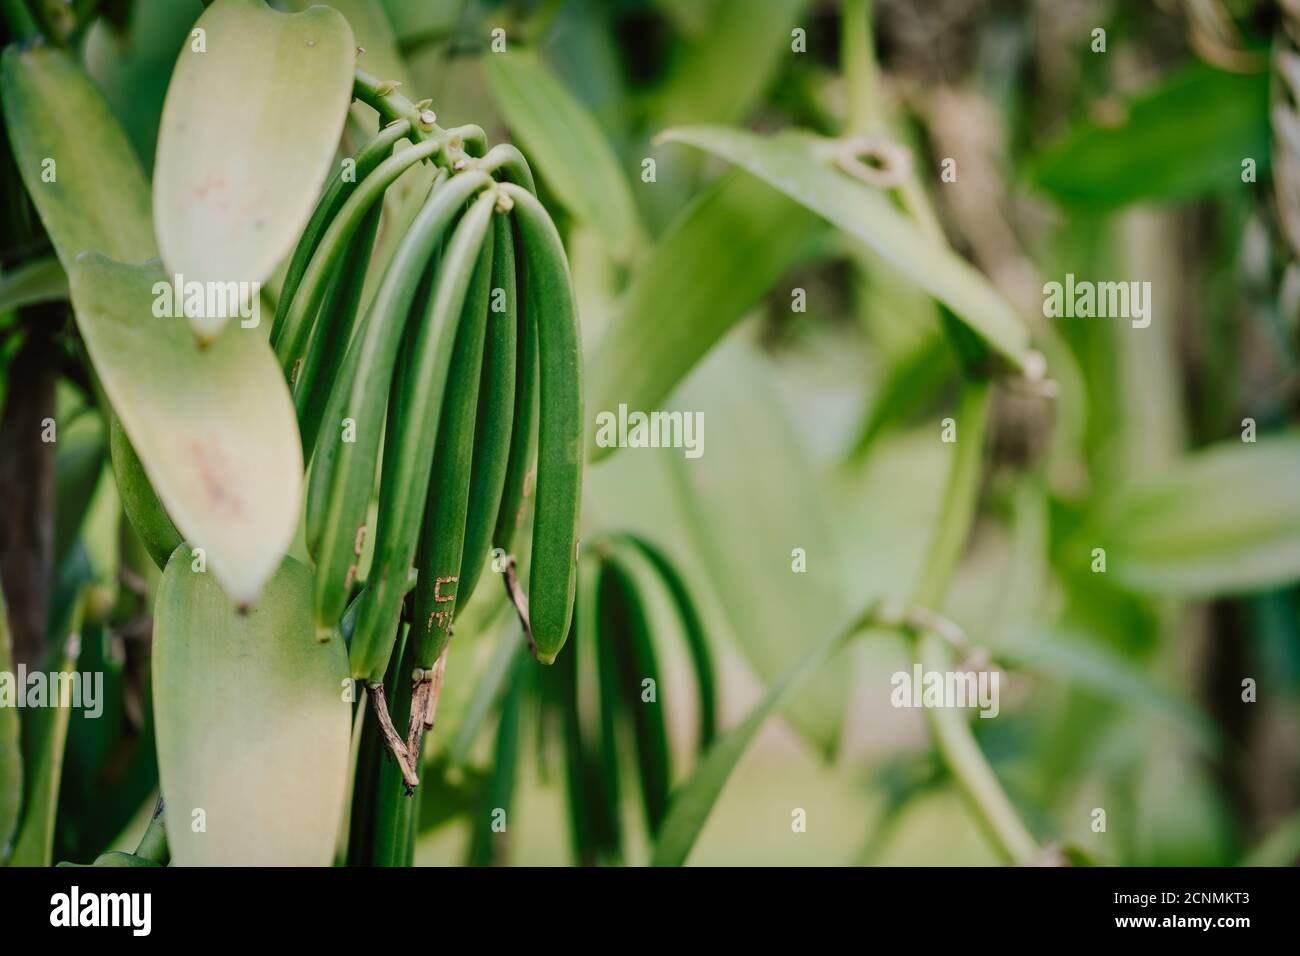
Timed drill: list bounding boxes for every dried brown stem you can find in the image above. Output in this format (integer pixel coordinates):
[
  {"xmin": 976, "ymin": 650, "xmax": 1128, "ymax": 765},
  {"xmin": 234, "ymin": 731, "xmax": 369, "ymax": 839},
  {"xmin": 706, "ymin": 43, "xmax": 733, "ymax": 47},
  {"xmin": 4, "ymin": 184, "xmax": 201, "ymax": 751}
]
[
  {"xmin": 368, "ymin": 682, "xmax": 420, "ymax": 790},
  {"xmin": 499, "ymin": 554, "xmax": 536, "ymax": 658},
  {"xmin": 404, "ymin": 648, "xmax": 449, "ymax": 770}
]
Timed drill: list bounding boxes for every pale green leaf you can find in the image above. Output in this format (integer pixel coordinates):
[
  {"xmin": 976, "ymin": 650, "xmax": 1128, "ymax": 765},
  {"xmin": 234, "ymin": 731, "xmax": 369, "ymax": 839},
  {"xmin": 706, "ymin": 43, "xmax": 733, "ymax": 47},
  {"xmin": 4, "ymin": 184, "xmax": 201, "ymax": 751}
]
[
  {"xmin": 486, "ymin": 48, "xmax": 645, "ymax": 260},
  {"xmin": 1099, "ymin": 433, "xmax": 1300, "ymax": 596},
  {"xmin": 655, "ymin": 0, "xmax": 807, "ymax": 127},
  {"xmin": 153, "ymin": 0, "xmax": 356, "ymax": 340},
  {"xmin": 84, "ymin": 0, "xmax": 202, "ymax": 171},
  {"xmin": 666, "ymin": 341, "xmax": 850, "ymax": 756},
  {"xmin": 287, "ymin": 0, "xmax": 407, "ymax": 131},
  {"xmin": 657, "ymin": 126, "xmax": 1030, "ymax": 369},
  {"xmin": 0, "ymin": 45, "xmax": 156, "ymax": 264},
  {"xmin": 1029, "ymin": 64, "xmax": 1268, "ymax": 211},
  {"xmin": 154, "ymin": 550, "xmax": 351, "ymax": 866},
  {"xmin": 0, "ymin": 257, "xmax": 68, "ymax": 314},
  {"xmin": 586, "ymin": 170, "xmax": 822, "ymax": 459},
  {"xmin": 67, "ymin": 255, "xmax": 302, "ymax": 606}
]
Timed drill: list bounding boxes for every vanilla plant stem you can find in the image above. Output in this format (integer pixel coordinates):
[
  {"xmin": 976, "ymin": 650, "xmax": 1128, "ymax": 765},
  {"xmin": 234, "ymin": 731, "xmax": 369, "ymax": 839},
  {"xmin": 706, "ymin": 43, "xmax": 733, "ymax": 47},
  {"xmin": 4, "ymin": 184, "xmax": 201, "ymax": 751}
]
[
  {"xmin": 909, "ymin": 381, "xmax": 1039, "ymax": 864},
  {"xmin": 841, "ymin": 0, "xmax": 1041, "ymax": 865}
]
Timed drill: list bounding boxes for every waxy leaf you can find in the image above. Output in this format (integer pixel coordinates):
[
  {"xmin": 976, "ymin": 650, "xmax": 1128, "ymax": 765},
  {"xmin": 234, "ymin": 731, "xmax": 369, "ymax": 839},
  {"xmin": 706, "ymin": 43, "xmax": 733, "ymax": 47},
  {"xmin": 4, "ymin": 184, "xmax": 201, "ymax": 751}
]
[
  {"xmin": 154, "ymin": 0, "xmax": 356, "ymax": 341},
  {"xmin": 586, "ymin": 170, "xmax": 822, "ymax": 459},
  {"xmin": 84, "ymin": 0, "xmax": 203, "ymax": 171},
  {"xmin": 154, "ymin": 551, "xmax": 351, "ymax": 866},
  {"xmin": 297, "ymin": 0, "xmax": 406, "ymax": 110},
  {"xmin": 1029, "ymin": 64, "xmax": 1269, "ymax": 211},
  {"xmin": 486, "ymin": 49, "xmax": 645, "ymax": 261},
  {"xmin": 1098, "ymin": 433, "xmax": 1300, "ymax": 596},
  {"xmin": 0, "ymin": 45, "xmax": 156, "ymax": 264},
  {"xmin": 4, "ymin": 40, "xmax": 298, "ymax": 604},
  {"xmin": 655, "ymin": 0, "xmax": 808, "ymax": 127},
  {"xmin": 658, "ymin": 126, "xmax": 1030, "ymax": 370},
  {"xmin": 68, "ymin": 255, "xmax": 301, "ymax": 606}
]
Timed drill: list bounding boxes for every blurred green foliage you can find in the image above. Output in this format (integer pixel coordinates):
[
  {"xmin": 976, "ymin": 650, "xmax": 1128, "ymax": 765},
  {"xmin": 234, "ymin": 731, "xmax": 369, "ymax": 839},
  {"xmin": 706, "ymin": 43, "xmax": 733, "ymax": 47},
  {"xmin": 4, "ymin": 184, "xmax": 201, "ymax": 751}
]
[{"xmin": 1, "ymin": 0, "xmax": 1299, "ymax": 867}]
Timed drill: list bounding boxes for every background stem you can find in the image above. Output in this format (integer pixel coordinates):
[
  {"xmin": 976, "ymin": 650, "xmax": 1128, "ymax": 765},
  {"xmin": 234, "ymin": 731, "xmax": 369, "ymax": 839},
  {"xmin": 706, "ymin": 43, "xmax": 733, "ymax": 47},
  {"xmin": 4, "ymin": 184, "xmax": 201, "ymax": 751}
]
[
  {"xmin": 909, "ymin": 382, "xmax": 991, "ymax": 611},
  {"xmin": 842, "ymin": 1, "xmax": 1040, "ymax": 864},
  {"xmin": 909, "ymin": 381, "xmax": 1039, "ymax": 863},
  {"xmin": 841, "ymin": 0, "xmax": 879, "ymax": 136}
]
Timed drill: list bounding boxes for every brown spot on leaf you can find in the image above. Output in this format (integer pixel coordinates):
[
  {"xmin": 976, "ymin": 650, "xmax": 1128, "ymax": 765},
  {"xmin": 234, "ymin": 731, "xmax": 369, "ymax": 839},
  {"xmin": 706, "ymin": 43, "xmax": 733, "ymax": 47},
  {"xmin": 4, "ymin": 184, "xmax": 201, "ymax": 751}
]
[{"xmin": 189, "ymin": 440, "xmax": 245, "ymax": 519}]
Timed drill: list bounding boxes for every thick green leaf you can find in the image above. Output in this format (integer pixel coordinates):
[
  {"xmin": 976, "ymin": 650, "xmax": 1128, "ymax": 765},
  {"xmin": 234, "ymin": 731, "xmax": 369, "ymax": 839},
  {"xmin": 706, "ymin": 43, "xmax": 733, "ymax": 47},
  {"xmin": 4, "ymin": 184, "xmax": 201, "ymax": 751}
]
[
  {"xmin": 586, "ymin": 170, "xmax": 821, "ymax": 459},
  {"xmin": 67, "ymin": 255, "xmax": 301, "ymax": 606},
  {"xmin": 0, "ymin": 585, "xmax": 19, "ymax": 862},
  {"xmin": 651, "ymin": 616, "xmax": 855, "ymax": 866},
  {"xmin": 153, "ymin": 0, "xmax": 356, "ymax": 340},
  {"xmin": 0, "ymin": 44, "xmax": 156, "ymax": 264},
  {"xmin": 84, "ymin": 0, "xmax": 202, "ymax": 172},
  {"xmin": 1098, "ymin": 433, "xmax": 1300, "ymax": 596},
  {"xmin": 286, "ymin": 0, "xmax": 406, "ymax": 132},
  {"xmin": 655, "ymin": 0, "xmax": 807, "ymax": 127},
  {"xmin": 326, "ymin": 0, "xmax": 405, "ymax": 81},
  {"xmin": 0, "ymin": 257, "xmax": 67, "ymax": 313},
  {"xmin": 486, "ymin": 49, "xmax": 645, "ymax": 261},
  {"xmin": 2, "ymin": 42, "xmax": 292, "ymax": 603},
  {"xmin": 284, "ymin": 0, "xmax": 429, "ymax": 312},
  {"xmin": 1029, "ymin": 64, "xmax": 1269, "ymax": 210},
  {"xmin": 658, "ymin": 126, "xmax": 1030, "ymax": 370},
  {"xmin": 153, "ymin": 550, "xmax": 351, "ymax": 866}
]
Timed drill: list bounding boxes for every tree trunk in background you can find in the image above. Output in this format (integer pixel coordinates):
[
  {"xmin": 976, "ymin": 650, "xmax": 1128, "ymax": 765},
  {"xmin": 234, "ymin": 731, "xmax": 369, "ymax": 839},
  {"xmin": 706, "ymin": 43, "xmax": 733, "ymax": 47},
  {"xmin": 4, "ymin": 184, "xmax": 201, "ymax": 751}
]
[{"xmin": 0, "ymin": 320, "xmax": 58, "ymax": 668}]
